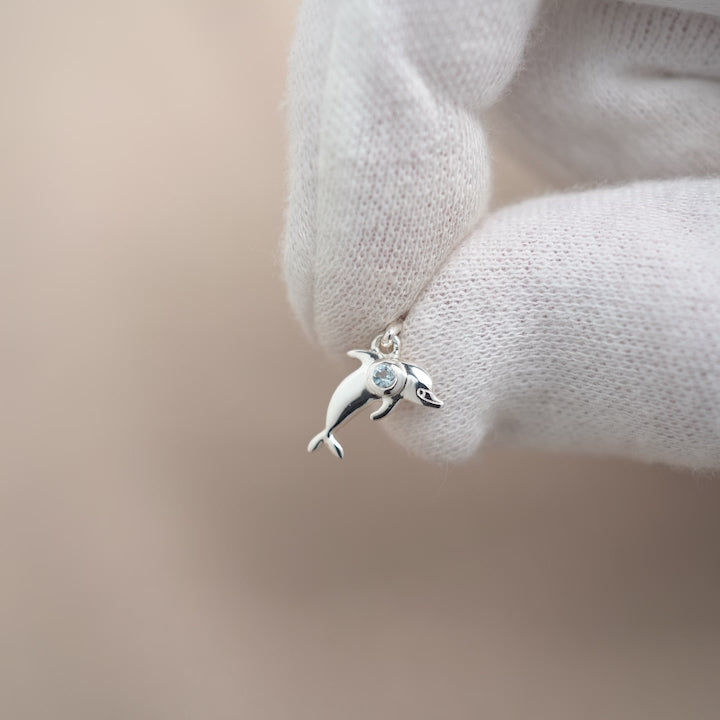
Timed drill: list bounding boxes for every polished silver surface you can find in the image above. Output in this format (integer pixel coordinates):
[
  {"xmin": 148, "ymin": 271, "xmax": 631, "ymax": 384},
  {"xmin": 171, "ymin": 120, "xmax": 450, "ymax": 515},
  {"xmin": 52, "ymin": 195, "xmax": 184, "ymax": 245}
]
[{"xmin": 308, "ymin": 325, "xmax": 443, "ymax": 459}]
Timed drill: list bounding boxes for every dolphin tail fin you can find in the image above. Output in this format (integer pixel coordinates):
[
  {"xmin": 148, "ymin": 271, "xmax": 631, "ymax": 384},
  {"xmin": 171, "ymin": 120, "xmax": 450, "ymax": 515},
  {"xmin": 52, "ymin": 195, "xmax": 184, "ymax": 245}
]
[
  {"xmin": 326, "ymin": 433, "xmax": 344, "ymax": 459},
  {"xmin": 308, "ymin": 431, "xmax": 325, "ymax": 453},
  {"xmin": 307, "ymin": 431, "xmax": 344, "ymax": 459}
]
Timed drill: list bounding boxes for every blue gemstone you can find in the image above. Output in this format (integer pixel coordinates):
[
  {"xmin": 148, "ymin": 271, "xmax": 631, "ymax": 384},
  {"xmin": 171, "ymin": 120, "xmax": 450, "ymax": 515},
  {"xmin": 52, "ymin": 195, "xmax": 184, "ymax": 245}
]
[{"xmin": 372, "ymin": 362, "xmax": 396, "ymax": 389}]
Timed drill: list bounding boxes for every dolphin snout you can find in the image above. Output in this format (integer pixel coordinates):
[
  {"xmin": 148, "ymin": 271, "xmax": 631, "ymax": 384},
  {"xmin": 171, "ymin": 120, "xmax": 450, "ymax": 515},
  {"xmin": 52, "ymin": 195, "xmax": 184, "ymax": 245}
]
[{"xmin": 416, "ymin": 387, "xmax": 443, "ymax": 408}]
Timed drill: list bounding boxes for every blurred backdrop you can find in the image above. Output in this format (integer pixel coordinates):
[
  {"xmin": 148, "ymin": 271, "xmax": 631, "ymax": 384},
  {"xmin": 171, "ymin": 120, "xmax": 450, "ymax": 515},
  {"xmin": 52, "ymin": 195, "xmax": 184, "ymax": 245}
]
[{"xmin": 2, "ymin": 2, "xmax": 720, "ymax": 719}]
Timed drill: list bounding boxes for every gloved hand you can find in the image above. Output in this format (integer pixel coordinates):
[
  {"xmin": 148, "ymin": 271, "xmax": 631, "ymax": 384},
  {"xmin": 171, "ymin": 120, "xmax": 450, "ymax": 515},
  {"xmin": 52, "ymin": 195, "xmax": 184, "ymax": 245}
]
[{"xmin": 283, "ymin": 0, "xmax": 720, "ymax": 469}]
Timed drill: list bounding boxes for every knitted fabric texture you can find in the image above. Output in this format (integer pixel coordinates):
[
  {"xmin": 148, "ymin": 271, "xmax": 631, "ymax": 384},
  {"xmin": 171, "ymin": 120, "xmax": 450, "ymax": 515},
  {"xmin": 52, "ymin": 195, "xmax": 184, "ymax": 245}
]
[{"xmin": 284, "ymin": 0, "xmax": 720, "ymax": 468}]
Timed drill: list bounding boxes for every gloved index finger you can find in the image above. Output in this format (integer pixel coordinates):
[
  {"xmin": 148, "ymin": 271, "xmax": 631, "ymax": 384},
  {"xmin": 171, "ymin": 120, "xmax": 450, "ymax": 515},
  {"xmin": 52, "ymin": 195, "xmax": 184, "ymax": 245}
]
[{"xmin": 284, "ymin": 0, "xmax": 541, "ymax": 353}]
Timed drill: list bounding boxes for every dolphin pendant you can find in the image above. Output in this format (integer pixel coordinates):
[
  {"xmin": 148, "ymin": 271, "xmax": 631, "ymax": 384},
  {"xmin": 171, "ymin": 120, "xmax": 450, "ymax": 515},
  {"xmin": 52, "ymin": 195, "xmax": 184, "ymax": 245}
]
[{"xmin": 308, "ymin": 324, "xmax": 443, "ymax": 459}]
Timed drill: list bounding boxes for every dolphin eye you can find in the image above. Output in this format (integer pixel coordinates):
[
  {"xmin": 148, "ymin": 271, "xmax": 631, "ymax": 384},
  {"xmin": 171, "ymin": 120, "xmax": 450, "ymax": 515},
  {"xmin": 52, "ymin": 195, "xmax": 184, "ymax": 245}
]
[{"xmin": 416, "ymin": 386, "xmax": 443, "ymax": 408}]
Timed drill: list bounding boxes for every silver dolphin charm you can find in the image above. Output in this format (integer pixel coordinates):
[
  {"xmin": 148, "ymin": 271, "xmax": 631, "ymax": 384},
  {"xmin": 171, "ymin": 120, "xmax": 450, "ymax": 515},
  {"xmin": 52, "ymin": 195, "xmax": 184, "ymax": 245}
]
[{"xmin": 308, "ymin": 325, "xmax": 443, "ymax": 459}]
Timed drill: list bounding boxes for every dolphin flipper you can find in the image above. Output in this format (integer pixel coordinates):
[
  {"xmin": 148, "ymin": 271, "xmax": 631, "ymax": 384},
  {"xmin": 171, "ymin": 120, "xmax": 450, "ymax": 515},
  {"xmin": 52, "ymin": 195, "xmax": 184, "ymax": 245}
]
[
  {"xmin": 370, "ymin": 395, "xmax": 400, "ymax": 421},
  {"xmin": 307, "ymin": 431, "xmax": 344, "ymax": 459}
]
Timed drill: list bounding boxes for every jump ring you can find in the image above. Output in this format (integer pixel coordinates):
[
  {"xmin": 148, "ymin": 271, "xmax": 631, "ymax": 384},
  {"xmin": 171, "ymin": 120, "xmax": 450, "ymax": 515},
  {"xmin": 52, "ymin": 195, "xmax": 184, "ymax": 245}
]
[{"xmin": 371, "ymin": 332, "xmax": 400, "ymax": 357}]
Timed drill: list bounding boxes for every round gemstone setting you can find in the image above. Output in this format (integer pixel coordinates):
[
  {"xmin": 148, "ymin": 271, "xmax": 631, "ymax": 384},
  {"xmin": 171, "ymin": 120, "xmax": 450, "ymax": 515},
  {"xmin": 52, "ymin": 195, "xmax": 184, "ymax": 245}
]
[{"xmin": 372, "ymin": 362, "xmax": 397, "ymax": 389}]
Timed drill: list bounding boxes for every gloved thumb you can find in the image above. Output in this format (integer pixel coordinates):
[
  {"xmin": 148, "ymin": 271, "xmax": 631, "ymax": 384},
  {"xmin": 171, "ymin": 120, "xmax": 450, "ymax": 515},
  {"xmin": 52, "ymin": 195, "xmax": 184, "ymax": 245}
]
[{"xmin": 384, "ymin": 178, "xmax": 720, "ymax": 470}]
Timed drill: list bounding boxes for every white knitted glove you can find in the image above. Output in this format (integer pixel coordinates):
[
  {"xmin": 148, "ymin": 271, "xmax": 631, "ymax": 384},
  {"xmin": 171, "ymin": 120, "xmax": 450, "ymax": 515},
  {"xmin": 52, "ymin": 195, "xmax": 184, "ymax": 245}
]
[{"xmin": 284, "ymin": 0, "xmax": 720, "ymax": 469}]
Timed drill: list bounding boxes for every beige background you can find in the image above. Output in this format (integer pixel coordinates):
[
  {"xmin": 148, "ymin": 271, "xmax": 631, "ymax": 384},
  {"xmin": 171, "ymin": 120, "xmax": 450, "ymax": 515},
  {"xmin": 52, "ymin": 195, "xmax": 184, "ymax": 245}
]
[{"xmin": 2, "ymin": 2, "xmax": 720, "ymax": 718}]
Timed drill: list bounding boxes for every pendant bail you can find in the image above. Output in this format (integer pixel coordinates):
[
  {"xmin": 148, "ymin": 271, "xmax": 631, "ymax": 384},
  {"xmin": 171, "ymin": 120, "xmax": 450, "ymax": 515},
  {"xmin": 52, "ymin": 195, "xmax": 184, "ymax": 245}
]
[{"xmin": 373, "ymin": 318, "xmax": 404, "ymax": 357}]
